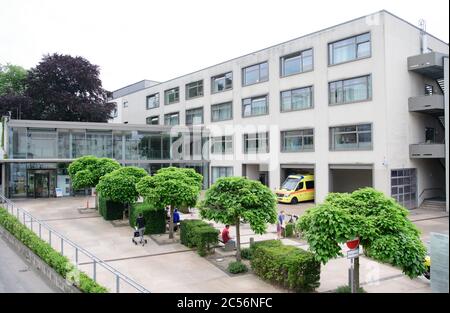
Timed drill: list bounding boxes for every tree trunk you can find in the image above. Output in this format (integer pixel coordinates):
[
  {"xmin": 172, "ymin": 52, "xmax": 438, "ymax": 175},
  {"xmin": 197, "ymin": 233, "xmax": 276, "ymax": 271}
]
[
  {"xmin": 169, "ymin": 205, "xmax": 174, "ymax": 239},
  {"xmin": 235, "ymin": 217, "xmax": 241, "ymax": 262}
]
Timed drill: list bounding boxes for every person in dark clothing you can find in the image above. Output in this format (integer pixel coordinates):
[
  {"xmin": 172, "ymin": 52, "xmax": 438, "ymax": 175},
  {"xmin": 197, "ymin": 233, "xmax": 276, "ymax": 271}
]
[
  {"xmin": 173, "ymin": 208, "xmax": 181, "ymax": 231},
  {"xmin": 136, "ymin": 213, "xmax": 146, "ymax": 244}
]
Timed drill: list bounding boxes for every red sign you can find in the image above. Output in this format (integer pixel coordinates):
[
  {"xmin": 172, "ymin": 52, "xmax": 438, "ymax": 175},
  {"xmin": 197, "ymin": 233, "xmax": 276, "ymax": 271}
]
[{"xmin": 346, "ymin": 238, "xmax": 360, "ymax": 250}]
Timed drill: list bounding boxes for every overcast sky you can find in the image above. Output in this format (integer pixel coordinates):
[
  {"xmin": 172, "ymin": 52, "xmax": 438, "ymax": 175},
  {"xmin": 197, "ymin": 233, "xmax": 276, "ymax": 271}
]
[{"xmin": 1, "ymin": 0, "xmax": 448, "ymax": 91}]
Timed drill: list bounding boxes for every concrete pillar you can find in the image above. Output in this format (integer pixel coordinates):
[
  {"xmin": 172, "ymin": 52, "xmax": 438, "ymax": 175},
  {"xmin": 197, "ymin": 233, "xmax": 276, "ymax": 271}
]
[
  {"xmin": 1, "ymin": 163, "xmax": 5, "ymax": 196},
  {"xmin": 444, "ymin": 57, "xmax": 449, "ymax": 212},
  {"xmin": 315, "ymin": 162, "xmax": 329, "ymax": 203}
]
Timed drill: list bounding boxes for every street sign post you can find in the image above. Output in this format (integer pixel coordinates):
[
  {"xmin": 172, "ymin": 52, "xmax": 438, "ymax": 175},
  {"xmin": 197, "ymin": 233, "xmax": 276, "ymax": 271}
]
[
  {"xmin": 347, "ymin": 248, "xmax": 359, "ymax": 259},
  {"xmin": 346, "ymin": 238, "xmax": 360, "ymax": 293}
]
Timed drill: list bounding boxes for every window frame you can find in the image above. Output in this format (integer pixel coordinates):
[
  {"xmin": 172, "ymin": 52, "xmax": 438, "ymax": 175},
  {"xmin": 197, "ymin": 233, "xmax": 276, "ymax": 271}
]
[
  {"xmin": 123, "ymin": 100, "xmax": 128, "ymax": 108},
  {"xmin": 164, "ymin": 112, "xmax": 180, "ymax": 126},
  {"xmin": 328, "ymin": 32, "xmax": 372, "ymax": 66},
  {"xmin": 185, "ymin": 80, "xmax": 204, "ymax": 100},
  {"xmin": 280, "ymin": 128, "xmax": 314, "ymax": 153},
  {"xmin": 280, "ymin": 48, "xmax": 314, "ymax": 77},
  {"xmin": 242, "ymin": 61, "xmax": 269, "ymax": 87},
  {"xmin": 328, "ymin": 74, "xmax": 372, "ymax": 105},
  {"xmin": 164, "ymin": 87, "xmax": 180, "ymax": 105},
  {"xmin": 211, "ymin": 72, "xmax": 233, "ymax": 94},
  {"xmin": 145, "ymin": 93, "xmax": 160, "ymax": 110},
  {"xmin": 185, "ymin": 107, "xmax": 204, "ymax": 125},
  {"xmin": 211, "ymin": 166, "xmax": 234, "ymax": 184},
  {"xmin": 145, "ymin": 115, "xmax": 159, "ymax": 125},
  {"xmin": 211, "ymin": 101, "xmax": 233, "ymax": 122},
  {"xmin": 329, "ymin": 123, "xmax": 373, "ymax": 151},
  {"xmin": 243, "ymin": 132, "xmax": 270, "ymax": 154},
  {"xmin": 210, "ymin": 135, "xmax": 233, "ymax": 155},
  {"xmin": 242, "ymin": 94, "xmax": 269, "ymax": 118},
  {"xmin": 280, "ymin": 86, "xmax": 314, "ymax": 113}
]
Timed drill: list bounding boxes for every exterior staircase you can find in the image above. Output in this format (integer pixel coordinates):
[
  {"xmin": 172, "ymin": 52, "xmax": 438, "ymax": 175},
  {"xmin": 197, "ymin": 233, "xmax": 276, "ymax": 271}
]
[{"xmin": 420, "ymin": 199, "xmax": 446, "ymax": 211}]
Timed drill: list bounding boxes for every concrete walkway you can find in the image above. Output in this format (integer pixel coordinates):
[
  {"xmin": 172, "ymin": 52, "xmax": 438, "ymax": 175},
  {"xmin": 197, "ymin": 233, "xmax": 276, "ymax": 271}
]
[{"xmin": 12, "ymin": 196, "xmax": 445, "ymax": 293}]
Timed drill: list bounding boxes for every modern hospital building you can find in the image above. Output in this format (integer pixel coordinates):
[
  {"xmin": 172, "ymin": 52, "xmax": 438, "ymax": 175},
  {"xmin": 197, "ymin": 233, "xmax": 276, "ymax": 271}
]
[{"xmin": 1, "ymin": 10, "xmax": 448, "ymax": 212}]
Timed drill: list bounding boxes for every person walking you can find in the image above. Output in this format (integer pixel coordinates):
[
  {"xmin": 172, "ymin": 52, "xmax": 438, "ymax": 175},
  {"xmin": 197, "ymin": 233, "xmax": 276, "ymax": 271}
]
[
  {"xmin": 173, "ymin": 208, "xmax": 181, "ymax": 231},
  {"xmin": 136, "ymin": 212, "xmax": 146, "ymax": 245},
  {"xmin": 277, "ymin": 210, "xmax": 286, "ymax": 239}
]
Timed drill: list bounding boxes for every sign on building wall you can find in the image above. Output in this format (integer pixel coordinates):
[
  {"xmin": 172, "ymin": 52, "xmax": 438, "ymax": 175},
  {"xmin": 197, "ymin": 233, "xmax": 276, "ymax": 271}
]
[{"xmin": 430, "ymin": 232, "xmax": 449, "ymax": 293}]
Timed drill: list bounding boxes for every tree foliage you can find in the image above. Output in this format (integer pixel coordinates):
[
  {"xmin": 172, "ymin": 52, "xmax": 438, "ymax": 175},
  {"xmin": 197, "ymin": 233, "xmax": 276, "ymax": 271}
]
[
  {"xmin": 0, "ymin": 64, "xmax": 28, "ymax": 96},
  {"xmin": 68, "ymin": 156, "xmax": 121, "ymax": 190},
  {"xmin": 0, "ymin": 94, "xmax": 34, "ymax": 119},
  {"xmin": 136, "ymin": 167, "xmax": 203, "ymax": 239},
  {"xmin": 297, "ymin": 187, "xmax": 426, "ymax": 278},
  {"xmin": 25, "ymin": 53, "xmax": 115, "ymax": 122},
  {"xmin": 199, "ymin": 176, "xmax": 277, "ymax": 261}
]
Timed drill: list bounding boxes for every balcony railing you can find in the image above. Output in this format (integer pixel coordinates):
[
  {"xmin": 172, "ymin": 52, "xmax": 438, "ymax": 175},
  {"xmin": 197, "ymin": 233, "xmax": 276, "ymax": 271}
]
[{"xmin": 410, "ymin": 143, "xmax": 445, "ymax": 158}]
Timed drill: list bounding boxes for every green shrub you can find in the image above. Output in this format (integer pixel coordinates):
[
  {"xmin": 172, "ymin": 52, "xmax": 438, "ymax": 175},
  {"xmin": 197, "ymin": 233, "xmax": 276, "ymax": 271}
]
[
  {"xmin": 251, "ymin": 241, "xmax": 320, "ymax": 292},
  {"xmin": 335, "ymin": 285, "xmax": 366, "ymax": 293},
  {"xmin": 241, "ymin": 247, "xmax": 252, "ymax": 260},
  {"xmin": 250, "ymin": 239, "xmax": 282, "ymax": 253},
  {"xmin": 129, "ymin": 202, "xmax": 166, "ymax": 234},
  {"xmin": 98, "ymin": 195, "xmax": 126, "ymax": 221},
  {"xmin": 193, "ymin": 225, "xmax": 219, "ymax": 256},
  {"xmin": 285, "ymin": 223, "xmax": 295, "ymax": 237},
  {"xmin": 180, "ymin": 220, "xmax": 219, "ymax": 256},
  {"xmin": 228, "ymin": 261, "xmax": 248, "ymax": 274},
  {"xmin": 0, "ymin": 207, "xmax": 107, "ymax": 293}
]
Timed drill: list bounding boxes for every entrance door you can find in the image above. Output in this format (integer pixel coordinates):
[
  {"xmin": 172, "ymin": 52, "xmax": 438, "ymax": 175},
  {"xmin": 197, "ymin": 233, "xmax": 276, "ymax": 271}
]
[
  {"xmin": 259, "ymin": 172, "xmax": 269, "ymax": 187},
  {"xmin": 27, "ymin": 170, "xmax": 54, "ymax": 198}
]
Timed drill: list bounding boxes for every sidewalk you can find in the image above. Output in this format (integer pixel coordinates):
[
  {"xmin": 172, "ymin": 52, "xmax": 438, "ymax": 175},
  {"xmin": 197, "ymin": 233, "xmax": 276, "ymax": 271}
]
[{"xmin": 13, "ymin": 197, "xmax": 438, "ymax": 293}]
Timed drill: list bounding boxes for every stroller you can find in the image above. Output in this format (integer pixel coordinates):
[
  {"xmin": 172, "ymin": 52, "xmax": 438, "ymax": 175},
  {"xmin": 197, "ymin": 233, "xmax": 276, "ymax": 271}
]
[{"xmin": 132, "ymin": 227, "xmax": 148, "ymax": 246}]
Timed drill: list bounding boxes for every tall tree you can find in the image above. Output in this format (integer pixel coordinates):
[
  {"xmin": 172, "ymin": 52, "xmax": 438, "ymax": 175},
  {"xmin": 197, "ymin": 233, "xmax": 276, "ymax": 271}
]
[
  {"xmin": 199, "ymin": 177, "xmax": 277, "ymax": 261},
  {"xmin": 0, "ymin": 64, "xmax": 28, "ymax": 96},
  {"xmin": 26, "ymin": 53, "xmax": 115, "ymax": 122},
  {"xmin": 0, "ymin": 94, "xmax": 33, "ymax": 119}
]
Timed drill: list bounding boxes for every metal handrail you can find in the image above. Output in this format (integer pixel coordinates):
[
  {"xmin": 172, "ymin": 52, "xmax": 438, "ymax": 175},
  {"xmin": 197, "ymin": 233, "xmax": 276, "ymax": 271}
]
[
  {"xmin": 0, "ymin": 194, "xmax": 150, "ymax": 293},
  {"xmin": 418, "ymin": 187, "xmax": 445, "ymax": 200}
]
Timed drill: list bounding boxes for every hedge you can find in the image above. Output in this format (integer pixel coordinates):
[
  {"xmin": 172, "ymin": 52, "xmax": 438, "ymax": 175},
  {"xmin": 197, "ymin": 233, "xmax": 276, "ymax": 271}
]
[
  {"xmin": 0, "ymin": 207, "xmax": 107, "ymax": 293},
  {"xmin": 180, "ymin": 219, "xmax": 219, "ymax": 256},
  {"xmin": 98, "ymin": 195, "xmax": 126, "ymax": 221},
  {"xmin": 250, "ymin": 240, "xmax": 320, "ymax": 292},
  {"xmin": 129, "ymin": 202, "xmax": 166, "ymax": 235},
  {"xmin": 285, "ymin": 223, "xmax": 295, "ymax": 237}
]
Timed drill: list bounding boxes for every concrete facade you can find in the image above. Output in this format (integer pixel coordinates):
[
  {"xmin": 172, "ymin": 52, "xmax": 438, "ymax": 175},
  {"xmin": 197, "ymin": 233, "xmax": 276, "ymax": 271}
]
[{"xmin": 108, "ymin": 10, "xmax": 448, "ymax": 208}]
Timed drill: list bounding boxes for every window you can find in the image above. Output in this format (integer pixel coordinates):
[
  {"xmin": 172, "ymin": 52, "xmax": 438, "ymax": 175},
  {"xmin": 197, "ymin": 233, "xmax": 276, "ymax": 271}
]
[
  {"xmin": 329, "ymin": 75, "xmax": 372, "ymax": 105},
  {"xmin": 306, "ymin": 181, "xmax": 314, "ymax": 189},
  {"xmin": 186, "ymin": 80, "xmax": 204, "ymax": 99},
  {"xmin": 281, "ymin": 129, "xmax": 314, "ymax": 152},
  {"xmin": 242, "ymin": 95, "xmax": 268, "ymax": 117},
  {"xmin": 123, "ymin": 100, "xmax": 128, "ymax": 108},
  {"xmin": 146, "ymin": 93, "xmax": 159, "ymax": 109},
  {"xmin": 244, "ymin": 132, "xmax": 269, "ymax": 153},
  {"xmin": 146, "ymin": 116, "xmax": 159, "ymax": 125},
  {"xmin": 186, "ymin": 107, "xmax": 204, "ymax": 125},
  {"xmin": 164, "ymin": 112, "xmax": 179, "ymax": 126},
  {"xmin": 280, "ymin": 49, "xmax": 313, "ymax": 76},
  {"xmin": 281, "ymin": 86, "xmax": 313, "ymax": 112},
  {"xmin": 164, "ymin": 87, "xmax": 179, "ymax": 105},
  {"xmin": 391, "ymin": 169, "xmax": 417, "ymax": 210},
  {"xmin": 296, "ymin": 182, "xmax": 304, "ymax": 190},
  {"xmin": 211, "ymin": 72, "xmax": 232, "ymax": 93},
  {"xmin": 211, "ymin": 167, "xmax": 233, "ymax": 184},
  {"xmin": 329, "ymin": 32, "xmax": 371, "ymax": 65},
  {"xmin": 112, "ymin": 107, "xmax": 118, "ymax": 118},
  {"xmin": 211, "ymin": 102, "xmax": 232, "ymax": 122},
  {"xmin": 242, "ymin": 62, "xmax": 268, "ymax": 86},
  {"xmin": 425, "ymin": 84, "xmax": 434, "ymax": 95},
  {"xmin": 330, "ymin": 124, "xmax": 372, "ymax": 150},
  {"xmin": 211, "ymin": 136, "xmax": 233, "ymax": 154}
]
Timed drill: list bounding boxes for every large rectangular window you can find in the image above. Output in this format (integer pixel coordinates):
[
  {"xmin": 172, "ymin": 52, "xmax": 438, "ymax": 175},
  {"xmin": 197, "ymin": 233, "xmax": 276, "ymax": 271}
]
[
  {"xmin": 164, "ymin": 112, "xmax": 180, "ymax": 126},
  {"xmin": 211, "ymin": 72, "xmax": 232, "ymax": 93},
  {"xmin": 146, "ymin": 116, "xmax": 159, "ymax": 125},
  {"xmin": 281, "ymin": 129, "xmax": 314, "ymax": 152},
  {"xmin": 391, "ymin": 168, "xmax": 417, "ymax": 210},
  {"xmin": 280, "ymin": 49, "xmax": 313, "ymax": 76},
  {"xmin": 242, "ymin": 95, "xmax": 268, "ymax": 117},
  {"xmin": 27, "ymin": 128, "xmax": 58, "ymax": 158},
  {"xmin": 186, "ymin": 107, "xmax": 204, "ymax": 125},
  {"xmin": 164, "ymin": 87, "xmax": 179, "ymax": 105},
  {"xmin": 329, "ymin": 33, "xmax": 371, "ymax": 65},
  {"xmin": 146, "ymin": 93, "xmax": 159, "ymax": 109},
  {"xmin": 211, "ymin": 102, "xmax": 232, "ymax": 122},
  {"xmin": 211, "ymin": 136, "xmax": 233, "ymax": 154},
  {"xmin": 244, "ymin": 132, "xmax": 269, "ymax": 153},
  {"xmin": 211, "ymin": 167, "xmax": 233, "ymax": 184},
  {"xmin": 86, "ymin": 130, "xmax": 113, "ymax": 158},
  {"xmin": 281, "ymin": 86, "xmax": 313, "ymax": 112},
  {"xmin": 186, "ymin": 80, "xmax": 204, "ymax": 99},
  {"xmin": 329, "ymin": 75, "xmax": 372, "ymax": 105},
  {"xmin": 330, "ymin": 124, "xmax": 372, "ymax": 151},
  {"xmin": 242, "ymin": 62, "xmax": 268, "ymax": 86}
]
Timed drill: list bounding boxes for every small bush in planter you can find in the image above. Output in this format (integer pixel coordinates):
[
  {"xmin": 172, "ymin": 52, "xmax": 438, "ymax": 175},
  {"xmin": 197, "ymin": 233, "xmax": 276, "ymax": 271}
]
[
  {"xmin": 335, "ymin": 285, "xmax": 366, "ymax": 293},
  {"xmin": 241, "ymin": 247, "xmax": 252, "ymax": 260},
  {"xmin": 284, "ymin": 223, "xmax": 295, "ymax": 237},
  {"xmin": 228, "ymin": 261, "xmax": 248, "ymax": 274}
]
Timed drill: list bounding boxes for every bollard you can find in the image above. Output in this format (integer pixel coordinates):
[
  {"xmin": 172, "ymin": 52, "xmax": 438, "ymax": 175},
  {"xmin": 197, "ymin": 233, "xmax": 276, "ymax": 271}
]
[
  {"xmin": 116, "ymin": 275, "xmax": 120, "ymax": 293},
  {"xmin": 250, "ymin": 237, "xmax": 255, "ymax": 247}
]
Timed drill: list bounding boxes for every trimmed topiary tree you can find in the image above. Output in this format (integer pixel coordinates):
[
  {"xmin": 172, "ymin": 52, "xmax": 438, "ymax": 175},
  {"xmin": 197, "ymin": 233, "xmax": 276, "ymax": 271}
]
[
  {"xmin": 136, "ymin": 167, "xmax": 203, "ymax": 239},
  {"xmin": 129, "ymin": 202, "xmax": 166, "ymax": 234},
  {"xmin": 199, "ymin": 176, "xmax": 277, "ymax": 262},
  {"xmin": 297, "ymin": 187, "xmax": 427, "ymax": 290}
]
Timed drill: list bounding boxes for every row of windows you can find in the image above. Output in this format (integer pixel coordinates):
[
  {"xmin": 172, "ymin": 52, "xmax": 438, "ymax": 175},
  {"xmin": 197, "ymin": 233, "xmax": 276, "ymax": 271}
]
[
  {"xmin": 137, "ymin": 32, "xmax": 371, "ymax": 110},
  {"xmin": 145, "ymin": 74, "xmax": 371, "ymax": 125},
  {"xmin": 209, "ymin": 123, "xmax": 372, "ymax": 154}
]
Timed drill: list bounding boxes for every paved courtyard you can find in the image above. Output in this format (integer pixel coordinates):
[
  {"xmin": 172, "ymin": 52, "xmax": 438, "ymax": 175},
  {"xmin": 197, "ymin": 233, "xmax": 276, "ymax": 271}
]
[{"xmin": 9, "ymin": 196, "xmax": 448, "ymax": 293}]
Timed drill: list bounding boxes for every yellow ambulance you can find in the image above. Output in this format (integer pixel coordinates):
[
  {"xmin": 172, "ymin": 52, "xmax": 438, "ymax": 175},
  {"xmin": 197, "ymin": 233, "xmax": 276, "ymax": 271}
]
[{"xmin": 275, "ymin": 174, "xmax": 315, "ymax": 204}]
